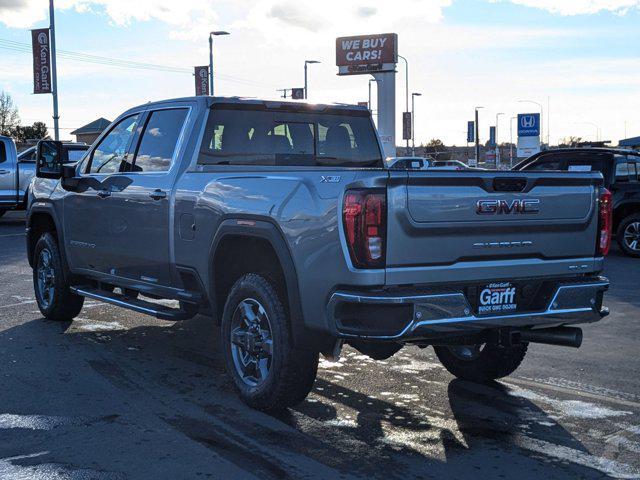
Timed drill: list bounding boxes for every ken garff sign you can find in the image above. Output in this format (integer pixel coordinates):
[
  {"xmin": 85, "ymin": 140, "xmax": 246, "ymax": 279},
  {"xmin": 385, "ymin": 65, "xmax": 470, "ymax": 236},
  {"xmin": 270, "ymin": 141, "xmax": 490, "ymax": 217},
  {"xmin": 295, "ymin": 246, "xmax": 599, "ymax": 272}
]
[
  {"xmin": 335, "ymin": 33, "xmax": 398, "ymax": 76},
  {"xmin": 193, "ymin": 66, "xmax": 209, "ymax": 96},
  {"xmin": 517, "ymin": 113, "xmax": 540, "ymax": 137},
  {"xmin": 31, "ymin": 28, "xmax": 52, "ymax": 94}
]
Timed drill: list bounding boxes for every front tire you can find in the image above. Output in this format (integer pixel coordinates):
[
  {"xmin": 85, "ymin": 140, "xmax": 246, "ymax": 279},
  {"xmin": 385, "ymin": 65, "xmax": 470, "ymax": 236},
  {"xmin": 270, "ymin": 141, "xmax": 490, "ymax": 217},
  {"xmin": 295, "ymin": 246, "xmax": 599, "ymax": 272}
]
[
  {"xmin": 617, "ymin": 213, "xmax": 640, "ymax": 257},
  {"xmin": 434, "ymin": 343, "xmax": 528, "ymax": 383},
  {"xmin": 221, "ymin": 274, "xmax": 318, "ymax": 411},
  {"xmin": 33, "ymin": 233, "xmax": 84, "ymax": 321}
]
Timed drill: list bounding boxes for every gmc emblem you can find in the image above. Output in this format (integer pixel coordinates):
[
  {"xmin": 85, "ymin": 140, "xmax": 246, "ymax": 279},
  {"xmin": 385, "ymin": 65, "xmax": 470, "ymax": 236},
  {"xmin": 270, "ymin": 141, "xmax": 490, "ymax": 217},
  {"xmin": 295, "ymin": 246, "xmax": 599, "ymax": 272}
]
[{"xmin": 476, "ymin": 199, "xmax": 540, "ymax": 215}]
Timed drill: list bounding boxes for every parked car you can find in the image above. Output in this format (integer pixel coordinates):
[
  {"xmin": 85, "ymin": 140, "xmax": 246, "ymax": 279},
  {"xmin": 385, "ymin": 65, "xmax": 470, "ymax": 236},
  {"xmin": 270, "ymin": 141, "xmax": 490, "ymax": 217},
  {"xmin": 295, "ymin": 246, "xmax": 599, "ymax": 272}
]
[
  {"xmin": 0, "ymin": 136, "xmax": 88, "ymax": 217},
  {"xmin": 28, "ymin": 96, "xmax": 610, "ymax": 411},
  {"xmin": 515, "ymin": 147, "xmax": 640, "ymax": 257},
  {"xmin": 430, "ymin": 159, "xmax": 469, "ymax": 170},
  {"xmin": 386, "ymin": 156, "xmax": 432, "ymax": 170}
]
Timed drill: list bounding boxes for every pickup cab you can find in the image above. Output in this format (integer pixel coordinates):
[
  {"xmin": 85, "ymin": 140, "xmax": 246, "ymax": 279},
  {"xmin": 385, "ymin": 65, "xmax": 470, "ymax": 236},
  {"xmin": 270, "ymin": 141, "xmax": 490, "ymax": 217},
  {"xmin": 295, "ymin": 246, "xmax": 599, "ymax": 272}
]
[
  {"xmin": 27, "ymin": 96, "xmax": 610, "ymax": 411},
  {"xmin": 0, "ymin": 136, "xmax": 87, "ymax": 217}
]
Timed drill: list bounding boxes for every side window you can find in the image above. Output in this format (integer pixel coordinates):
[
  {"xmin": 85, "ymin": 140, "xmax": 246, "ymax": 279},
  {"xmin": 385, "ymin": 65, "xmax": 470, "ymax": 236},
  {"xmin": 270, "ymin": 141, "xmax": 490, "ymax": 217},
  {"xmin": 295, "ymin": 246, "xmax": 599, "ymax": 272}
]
[
  {"xmin": 628, "ymin": 161, "xmax": 639, "ymax": 181},
  {"xmin": 0, "ymin": 142, "xmax": 6, "ymax": 164},
  {"xmin": 615, "ymin": 162, "xmax": 630, "ymax": 183},
  {"xmin": 132, "ymin": 108, "xmax": 188, "ymax": 172},
  {"xmin": 88, "ymin": 114, "xmax": 140, "ymax": 174}
]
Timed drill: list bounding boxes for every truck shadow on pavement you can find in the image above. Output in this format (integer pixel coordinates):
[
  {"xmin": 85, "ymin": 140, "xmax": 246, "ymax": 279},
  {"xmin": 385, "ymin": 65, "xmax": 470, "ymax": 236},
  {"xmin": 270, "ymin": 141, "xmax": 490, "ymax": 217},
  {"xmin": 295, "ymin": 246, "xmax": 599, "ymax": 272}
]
[{"xmin": 0, "ymin": 313, "xmax": 619, "ymax": 479}]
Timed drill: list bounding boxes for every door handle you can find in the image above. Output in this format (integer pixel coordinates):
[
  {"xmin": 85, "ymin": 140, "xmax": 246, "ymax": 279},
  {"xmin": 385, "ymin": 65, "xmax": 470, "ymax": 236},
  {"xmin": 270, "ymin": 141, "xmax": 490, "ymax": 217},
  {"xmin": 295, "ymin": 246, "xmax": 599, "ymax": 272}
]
[
  {"xmin": 97, "ymin": 189, "xmax": 111, "ymax": 198},
  {"xmin": 149, "ymin": 189, "xmax": 167, "ymax": 201},
  {"xmin": 0, "ymin": 169, "xmax": 9, "ymax": 174}
]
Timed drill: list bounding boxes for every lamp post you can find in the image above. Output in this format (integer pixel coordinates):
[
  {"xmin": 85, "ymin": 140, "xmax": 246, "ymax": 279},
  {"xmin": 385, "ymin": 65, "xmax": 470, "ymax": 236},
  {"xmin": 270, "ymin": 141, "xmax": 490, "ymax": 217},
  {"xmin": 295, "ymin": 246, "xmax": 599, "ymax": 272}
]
[
  {"xmin": 49, "ymin": 0, "xmax": 59, "ymax": 140},
  {"xmin": 398, "ymin": 55, "xmax": 409, "ymax": 150},
  {"xmin": 575, "ymin": 122, "xmax": 601, "ymax": 142},
  {"xmin": 475, "ymin": 106, "xmax": 484, "ymax": 164},
  {"xmin": 509, "ymin": 116, "xmax": 517, "ymax": 167},
  {"xmin": 209, "ymin": 31, "xmax": 229, "ymax": 96},
  {"xmin": 495, "ymin": 112, "xmax": 504, "ymax": 166},
  {"xmin": 411, "ymin": 92, "xmax": 421, "ymax": 155},
  {"xmin": 304, "ymin": 60, "xmax": 320, "ymax": 100},
  {"xmin": 518, "ymin": 99, "xmax": 543, "ymax": 145}
]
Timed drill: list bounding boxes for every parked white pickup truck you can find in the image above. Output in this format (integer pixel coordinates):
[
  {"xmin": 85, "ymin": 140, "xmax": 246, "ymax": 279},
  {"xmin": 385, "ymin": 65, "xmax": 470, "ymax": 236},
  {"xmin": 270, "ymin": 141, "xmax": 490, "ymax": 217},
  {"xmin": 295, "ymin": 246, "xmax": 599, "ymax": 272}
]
[{"xmin": 0, "ymin": 136, "xmax": 88, "ymax": 217}]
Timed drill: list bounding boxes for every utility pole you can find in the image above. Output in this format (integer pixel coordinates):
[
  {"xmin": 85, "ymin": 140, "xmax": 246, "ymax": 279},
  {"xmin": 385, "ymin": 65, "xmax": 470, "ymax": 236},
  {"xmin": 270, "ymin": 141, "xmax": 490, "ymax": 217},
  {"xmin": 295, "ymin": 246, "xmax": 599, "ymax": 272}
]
[
  {"xmin": 475, "ymin": 107, "xmax": 483, "ymax": 164},
  {"xmin": 49, "ymin": 0, "xmax": 59, "ymax": 140}
]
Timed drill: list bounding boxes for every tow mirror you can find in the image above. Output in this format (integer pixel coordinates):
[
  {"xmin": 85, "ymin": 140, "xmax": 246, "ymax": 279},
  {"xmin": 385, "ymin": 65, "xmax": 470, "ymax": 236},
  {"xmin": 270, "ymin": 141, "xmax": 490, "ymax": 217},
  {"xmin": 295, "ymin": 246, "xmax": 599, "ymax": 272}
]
[{"xmin": 36, "ymin": 140, "xmax": 65, "ymax": 179}]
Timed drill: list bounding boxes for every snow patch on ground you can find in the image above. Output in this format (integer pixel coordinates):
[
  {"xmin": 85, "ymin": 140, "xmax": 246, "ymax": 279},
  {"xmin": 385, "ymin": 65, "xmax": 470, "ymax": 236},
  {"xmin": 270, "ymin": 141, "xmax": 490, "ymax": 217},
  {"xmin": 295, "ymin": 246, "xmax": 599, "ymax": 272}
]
[
  {"xmin": 510, "ymin": 387, "xmax": 632, "ymax": 419},
  {"xmin": 0, "ymin": 414, "xmax": 73, "ymax": 431}
]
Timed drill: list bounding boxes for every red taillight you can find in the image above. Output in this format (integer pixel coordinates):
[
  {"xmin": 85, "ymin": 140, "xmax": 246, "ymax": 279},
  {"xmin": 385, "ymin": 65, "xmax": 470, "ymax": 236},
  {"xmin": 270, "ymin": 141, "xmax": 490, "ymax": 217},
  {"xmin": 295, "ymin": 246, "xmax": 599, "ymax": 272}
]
[
  {"xmin": 343, "ymin": 190, "xmax": 386, "ymax": 268},
  {"xmin": 597, "ymin": 188, "xmax": 613, "ymax": 256}
]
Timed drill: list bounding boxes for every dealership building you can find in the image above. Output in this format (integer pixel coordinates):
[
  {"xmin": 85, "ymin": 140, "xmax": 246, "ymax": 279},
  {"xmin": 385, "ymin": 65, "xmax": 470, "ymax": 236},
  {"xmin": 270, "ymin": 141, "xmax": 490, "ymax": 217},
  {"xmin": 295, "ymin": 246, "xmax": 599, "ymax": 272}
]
[{"xmin": 619, "ymin": 136, "xmax": 640, "ymax": 150}]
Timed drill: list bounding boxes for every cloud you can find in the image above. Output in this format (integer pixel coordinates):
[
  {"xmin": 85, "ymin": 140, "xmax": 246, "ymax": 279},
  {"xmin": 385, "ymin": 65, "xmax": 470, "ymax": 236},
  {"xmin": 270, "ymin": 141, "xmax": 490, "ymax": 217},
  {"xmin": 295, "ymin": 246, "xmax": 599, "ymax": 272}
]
[{"xmin": 498, "ymin": 0, "xmax": 640, "ymax": 15}]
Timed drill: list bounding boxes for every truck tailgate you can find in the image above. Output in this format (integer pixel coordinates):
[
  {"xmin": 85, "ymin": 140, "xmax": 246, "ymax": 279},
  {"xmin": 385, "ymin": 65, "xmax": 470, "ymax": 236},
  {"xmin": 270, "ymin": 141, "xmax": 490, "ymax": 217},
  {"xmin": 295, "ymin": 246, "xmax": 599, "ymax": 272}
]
[{"xmin": 385, "ymin": 170, "xmax": 603, "ymax": 284}]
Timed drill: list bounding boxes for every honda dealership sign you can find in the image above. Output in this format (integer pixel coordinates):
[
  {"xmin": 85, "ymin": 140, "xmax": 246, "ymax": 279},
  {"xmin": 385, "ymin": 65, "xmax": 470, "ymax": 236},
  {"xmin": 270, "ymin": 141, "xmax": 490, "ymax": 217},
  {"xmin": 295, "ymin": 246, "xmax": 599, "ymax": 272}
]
[
  {"xmin": 517, "ymin": 112, "xmax": 541, "ymax": 157},
  {"xmin": 31, "ymin": 28, "xmax": 52, "ymax": 94},
  {"xmin": 194, "ymin": 66, "xmax": 209, "ymax": 96},
  {"xmin": 336, "ymin": 33, "xmax": 398, "ymax": 76}
]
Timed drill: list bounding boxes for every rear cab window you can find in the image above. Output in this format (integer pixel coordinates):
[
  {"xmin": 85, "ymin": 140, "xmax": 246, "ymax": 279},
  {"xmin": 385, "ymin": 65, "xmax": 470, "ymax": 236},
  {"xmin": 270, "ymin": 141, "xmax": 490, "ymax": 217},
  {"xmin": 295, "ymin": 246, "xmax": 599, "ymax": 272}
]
[
  {"xmin": 198, "ymin": 106, "xmax": 382, "ymax": 167},
  {"xmin": 131, "ymin": 108, "xmax": 188, "ymax": 172}
]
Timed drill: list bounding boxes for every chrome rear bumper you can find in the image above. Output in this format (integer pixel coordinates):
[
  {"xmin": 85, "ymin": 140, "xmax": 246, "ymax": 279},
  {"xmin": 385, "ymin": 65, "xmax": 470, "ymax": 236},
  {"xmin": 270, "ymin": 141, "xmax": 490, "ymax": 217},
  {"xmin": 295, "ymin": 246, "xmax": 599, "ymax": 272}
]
[{"xmin": 328, "ymin": 278, "xmax": 609, "ymax": 341}]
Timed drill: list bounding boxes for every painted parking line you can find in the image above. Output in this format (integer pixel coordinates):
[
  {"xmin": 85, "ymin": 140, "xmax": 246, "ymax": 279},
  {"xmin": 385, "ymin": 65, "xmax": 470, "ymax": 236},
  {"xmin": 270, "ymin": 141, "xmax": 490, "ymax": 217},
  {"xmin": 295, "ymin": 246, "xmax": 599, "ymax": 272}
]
[
  {"xmin": 504, "ymin": 377, "xmax": 640, "ymax": 410},
  {"xmin": 0, "ymin": 233, "xmax": 26, "ymax": 238}
]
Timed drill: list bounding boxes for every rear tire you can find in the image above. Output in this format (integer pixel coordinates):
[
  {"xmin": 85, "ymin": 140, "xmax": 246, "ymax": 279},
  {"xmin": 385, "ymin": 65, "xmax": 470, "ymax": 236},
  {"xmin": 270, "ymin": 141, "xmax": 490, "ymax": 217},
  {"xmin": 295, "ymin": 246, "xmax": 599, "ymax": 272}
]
[
  {"xmin": 221, "ymin": 273, "xmax": 318, "ymax": 411},
  {"xmin": 33, "ymin": 233, "xmax": 84, "ymax": 321},
  {"xmin": 617, "ymin": 213, "xmax": 640, "ymax": 257},
  {"xmin": 434, "ymin": 343, "xmax": 528, "ymax": 383}
]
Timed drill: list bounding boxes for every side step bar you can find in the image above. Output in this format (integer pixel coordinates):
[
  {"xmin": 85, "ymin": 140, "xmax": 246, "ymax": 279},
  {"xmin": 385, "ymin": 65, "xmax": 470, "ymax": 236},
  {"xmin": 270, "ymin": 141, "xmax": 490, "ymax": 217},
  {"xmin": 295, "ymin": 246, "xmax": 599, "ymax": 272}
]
[{"xmin": 70, "ymin": 286, "xmax": 197, "ymax": 321}]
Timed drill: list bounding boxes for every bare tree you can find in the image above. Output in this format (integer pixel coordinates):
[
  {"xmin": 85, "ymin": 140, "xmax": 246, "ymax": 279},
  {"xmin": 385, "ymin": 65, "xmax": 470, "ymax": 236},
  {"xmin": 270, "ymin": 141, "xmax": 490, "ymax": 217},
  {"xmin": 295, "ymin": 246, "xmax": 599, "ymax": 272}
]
[{"xmin": 0, "ymin": 91, "xmax": 20, "ymax": 136}]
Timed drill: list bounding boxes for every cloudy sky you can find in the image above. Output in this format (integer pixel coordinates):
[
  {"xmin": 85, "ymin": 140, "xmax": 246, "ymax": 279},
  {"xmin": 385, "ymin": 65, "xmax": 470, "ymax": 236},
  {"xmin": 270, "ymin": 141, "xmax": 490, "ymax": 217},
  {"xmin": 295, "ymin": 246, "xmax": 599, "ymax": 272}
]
[{"xmin": 0, "ymin": 0, "xmax": 639, "ymax": 146}]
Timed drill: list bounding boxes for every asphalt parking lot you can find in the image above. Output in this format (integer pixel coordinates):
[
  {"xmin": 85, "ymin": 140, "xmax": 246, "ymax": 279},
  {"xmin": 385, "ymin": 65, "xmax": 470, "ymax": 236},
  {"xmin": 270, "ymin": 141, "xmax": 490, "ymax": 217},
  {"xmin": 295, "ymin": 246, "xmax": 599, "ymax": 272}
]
[{"xmin": 1, "ymin": 210, "xmax": 639, "ymax": 480}]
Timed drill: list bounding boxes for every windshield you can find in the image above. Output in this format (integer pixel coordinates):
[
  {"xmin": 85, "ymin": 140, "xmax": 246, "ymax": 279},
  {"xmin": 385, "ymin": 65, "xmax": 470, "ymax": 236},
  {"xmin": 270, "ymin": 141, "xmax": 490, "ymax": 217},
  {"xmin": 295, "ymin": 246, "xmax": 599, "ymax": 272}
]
[{"xmin": 199, "ymin": 108, "xmax": 382, "ymax": 167}]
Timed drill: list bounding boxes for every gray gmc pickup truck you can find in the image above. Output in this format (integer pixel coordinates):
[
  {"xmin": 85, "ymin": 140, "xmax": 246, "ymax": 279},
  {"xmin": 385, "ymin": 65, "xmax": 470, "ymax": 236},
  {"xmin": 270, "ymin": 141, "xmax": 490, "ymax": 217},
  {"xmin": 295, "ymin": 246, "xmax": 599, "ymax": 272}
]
[{"xmin": 27, "ymin": 96, "xmax": 611, "ymax": 411}]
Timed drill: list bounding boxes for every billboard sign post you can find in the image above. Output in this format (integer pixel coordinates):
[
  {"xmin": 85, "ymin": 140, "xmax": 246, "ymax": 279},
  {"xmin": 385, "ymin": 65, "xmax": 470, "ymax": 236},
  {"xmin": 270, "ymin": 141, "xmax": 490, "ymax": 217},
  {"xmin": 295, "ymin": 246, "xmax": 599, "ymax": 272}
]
[
  {"xmin": 517, "ymin": 112, "xmax": 541, "ymax": 158},
  {"xmin": 194, "ymin": 66, "xmax": 209, "ymax": 96},
  {"xmin": 31, "ymin": 28, "xmax": 52, "ymax": 94},
  {"xmin": 335, "ymin": 33, "xmax": 397, "ymax": 76},
  {"xmin": 336, "ymin": 33, "xmax": 398, "ymax": 158}
]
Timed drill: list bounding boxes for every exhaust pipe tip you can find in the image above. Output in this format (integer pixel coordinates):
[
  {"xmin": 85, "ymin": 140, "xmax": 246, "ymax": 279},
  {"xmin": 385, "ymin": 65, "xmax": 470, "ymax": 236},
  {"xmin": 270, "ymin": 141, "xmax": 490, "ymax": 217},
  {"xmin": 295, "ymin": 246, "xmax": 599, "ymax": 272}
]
[{"xmin": 517, "ymin": 327, "xmax": 583, "ymax": 349}]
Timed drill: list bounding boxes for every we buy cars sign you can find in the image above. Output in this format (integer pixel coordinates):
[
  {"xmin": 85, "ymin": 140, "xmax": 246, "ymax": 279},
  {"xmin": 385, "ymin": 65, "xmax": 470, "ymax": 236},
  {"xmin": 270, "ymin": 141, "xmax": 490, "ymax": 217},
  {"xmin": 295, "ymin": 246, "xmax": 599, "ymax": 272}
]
[{"xmin": 336, "ymin": 33, "xmax": 397, "ymax": 75}]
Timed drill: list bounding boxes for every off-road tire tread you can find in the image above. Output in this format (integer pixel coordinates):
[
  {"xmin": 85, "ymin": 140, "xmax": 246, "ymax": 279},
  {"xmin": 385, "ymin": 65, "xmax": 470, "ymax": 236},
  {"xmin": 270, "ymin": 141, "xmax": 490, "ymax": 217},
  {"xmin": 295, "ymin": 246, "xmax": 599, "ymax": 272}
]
[{"xmin": 221, "ymin": 273, "xmax": 318, "ymax": 411}]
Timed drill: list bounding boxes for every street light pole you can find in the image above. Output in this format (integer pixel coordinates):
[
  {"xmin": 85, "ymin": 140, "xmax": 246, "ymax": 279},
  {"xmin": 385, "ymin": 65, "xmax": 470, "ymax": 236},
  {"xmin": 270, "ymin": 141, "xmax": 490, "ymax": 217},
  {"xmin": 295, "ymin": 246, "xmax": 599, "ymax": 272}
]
[
  {"xmin": 49, "ymin": 0, "xmax": 59, "ymax": 140},
  {"xmin": 398, "ymin": 55, "xmax": 409, "ymax": 150},
  {"xmin": 209, "ymin": 31, "xmax": 229, "ymax": 96},
  {"xmin": 509, "ymin": 116, "xmax": 517, "ymax": 167},
  {"xmin": 304, "ymin": 60, "xmax": 320, "ymax": 100},
  {"xmin": 411, "ymin": 92, "xmax": 421, "ymax": 155},
  {"xmin": 495, "ymin": 112, "xmax": 504, "ymax": 166},
  {"xmin": 475, "ymin": 106, "xmax": 483, "ymax": 164}
]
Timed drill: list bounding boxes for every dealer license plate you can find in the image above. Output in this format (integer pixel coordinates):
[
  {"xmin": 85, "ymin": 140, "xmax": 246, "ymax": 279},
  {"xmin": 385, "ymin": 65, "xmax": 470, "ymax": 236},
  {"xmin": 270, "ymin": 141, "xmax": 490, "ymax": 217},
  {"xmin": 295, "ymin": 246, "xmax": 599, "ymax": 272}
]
[{"xmin": 477, "ymin": 282, "xmax": 518, "ymax": 315}]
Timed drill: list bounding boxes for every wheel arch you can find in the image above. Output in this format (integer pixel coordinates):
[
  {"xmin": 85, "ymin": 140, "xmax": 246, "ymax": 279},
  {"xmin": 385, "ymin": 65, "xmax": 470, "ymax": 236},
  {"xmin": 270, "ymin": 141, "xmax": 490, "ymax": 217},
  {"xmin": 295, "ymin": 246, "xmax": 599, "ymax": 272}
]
[
  {"xmin": 613, "ymin": 201, "xmax": 640, "ymax": 232},
  {"xmin": 208, "ymin": 218, "xmax": 307, "ymax": 344},
  {"xmin": 26, "ymin": 205, "xmax": 63, "ymax": 268}
]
